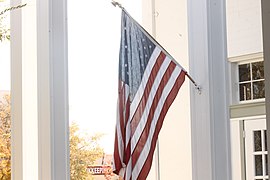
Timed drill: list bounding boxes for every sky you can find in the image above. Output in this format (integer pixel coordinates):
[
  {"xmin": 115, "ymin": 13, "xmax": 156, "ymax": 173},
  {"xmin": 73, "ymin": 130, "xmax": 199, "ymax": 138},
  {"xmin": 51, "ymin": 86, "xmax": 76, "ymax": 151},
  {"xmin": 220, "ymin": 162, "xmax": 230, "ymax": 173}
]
[
  {"xmin": 67, "ymin": 0, "xmax": 142, "ymax": 154},
  {"xmin": 0, "ymin": 0, "xmax": 141, "ymax": 154}
]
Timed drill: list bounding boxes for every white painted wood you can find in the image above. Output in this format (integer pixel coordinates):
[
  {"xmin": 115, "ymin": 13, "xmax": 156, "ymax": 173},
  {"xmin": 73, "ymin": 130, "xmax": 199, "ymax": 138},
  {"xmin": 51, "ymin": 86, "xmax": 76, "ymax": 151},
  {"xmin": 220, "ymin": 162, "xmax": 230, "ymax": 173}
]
[
  {"xmin": 11, "ymin": 0, "xmax": 39, "ymax": 179},
  {"xmin": 187, "ymin": 0, "xmax": 232, "ymax": 179},
  {"xmin": 10, "ymin": 0, "xmax": 69, "ymax": 179},
  {"xmin": 226, "ymin": 0, "xmax": 263, "ymax": 57},
  {"xmin": 21, "ymin": 0, "xmax": 39, "ymax": 179},
  {"xmin": 37, "ymin": 0, "xmax": 69, "ymax": 179},
  {"xmin": 36, "ymin": 0, "xmax": 51, "ymax": 179},
  {"xmin": 10, "ymin": 0, "xmax": 23, "ymax": 179},
  {"xmin": 261, "ymin": 0, "xmax": 270, "ymax": 176},
  {"xmin": 244, "ymin": 119, "xmax": 267, "ymax": 179},
  {"xmin": 48, "ymin": 0, "xmax": 70, "ymax": 178},
  {"xmin": 230, "ymin": 120, "xmax": 245, "ymax": 180}
]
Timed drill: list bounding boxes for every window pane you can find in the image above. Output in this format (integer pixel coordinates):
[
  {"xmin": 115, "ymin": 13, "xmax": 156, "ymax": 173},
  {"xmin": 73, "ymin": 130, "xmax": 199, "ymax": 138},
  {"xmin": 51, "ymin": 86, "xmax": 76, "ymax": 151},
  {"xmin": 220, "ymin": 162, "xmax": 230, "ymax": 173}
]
[
  {"xmin": 239, "ymin": 63, "xmax": 251, "ymax": 82},
  {"xmin": 253, "ymin": 81, "xmax": 265, "ymax": 99},
  {"xmin": 239, "ymin": 83, "xmax": 251, "ymax": 101},
  {"xmin": 252, "ymin": 61, "xmax": 264, "ymax": 80},
  {"xmin": 254, "ymin": 131, "xmax": 262, "ymax": 152},
  {"xmin": 255, "ymin": 155, "xmax": 263, "ymax": 176}
]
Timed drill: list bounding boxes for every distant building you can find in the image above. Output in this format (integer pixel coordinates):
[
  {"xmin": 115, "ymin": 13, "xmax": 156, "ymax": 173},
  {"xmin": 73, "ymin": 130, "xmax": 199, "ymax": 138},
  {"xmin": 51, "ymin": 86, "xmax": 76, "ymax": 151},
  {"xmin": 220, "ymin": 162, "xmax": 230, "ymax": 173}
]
[{"xmin": 88, "ymin": 154, "xmax": 119, "ymax": 180}]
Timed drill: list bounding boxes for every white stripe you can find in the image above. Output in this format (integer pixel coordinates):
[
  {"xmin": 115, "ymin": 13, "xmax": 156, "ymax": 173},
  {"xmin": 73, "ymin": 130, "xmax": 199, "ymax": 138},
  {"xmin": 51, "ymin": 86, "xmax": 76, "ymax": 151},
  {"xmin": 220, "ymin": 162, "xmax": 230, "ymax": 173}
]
[
  {"xmin": 115, "ymin": 82, "xmax": 127, "ymax": 167},
  {"xmin": 132, "ymin": 67, "xmax": 182, "ymax": 180},
  {"xmin": 129, "ymin": 47, "xmax": 161, "ymax": 122},
  {"xmin": 125, "ymin": 84, "xmax": 129, "ymax": 105},
  {"xmin": 131, "ymin": 57, "xmax": 172, "ymax": 152},
  {"xmin": 124, "ymin": 84, "xmax": 131, "ymax": 148},
  {"xmin": 116, "ymin": 99, "xmax": 124, "ymax": 164},
  {"xmin": 125, "ymin": 159, "xmax": 132, "ymax": 180}
]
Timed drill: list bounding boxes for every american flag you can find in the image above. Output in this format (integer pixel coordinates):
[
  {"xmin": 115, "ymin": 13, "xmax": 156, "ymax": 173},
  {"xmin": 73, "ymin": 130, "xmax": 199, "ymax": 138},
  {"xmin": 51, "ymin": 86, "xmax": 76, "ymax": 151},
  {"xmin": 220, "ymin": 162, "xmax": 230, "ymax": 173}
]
[{"xmin": 113, "ymin": 10, "xmax": 186, "ymax": 180}]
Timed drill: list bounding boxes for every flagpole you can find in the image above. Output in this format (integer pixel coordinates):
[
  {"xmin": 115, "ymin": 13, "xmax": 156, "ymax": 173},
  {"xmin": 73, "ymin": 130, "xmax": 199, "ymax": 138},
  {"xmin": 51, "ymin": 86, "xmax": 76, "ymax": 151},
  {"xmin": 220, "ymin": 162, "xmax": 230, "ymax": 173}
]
[
  {"xmin": 111, "ymin": 1, "xmax": 201, "ymax": 94},
  {"xmin": 150, "ymin": 1, "xmax": 161, "ymax": 180}
]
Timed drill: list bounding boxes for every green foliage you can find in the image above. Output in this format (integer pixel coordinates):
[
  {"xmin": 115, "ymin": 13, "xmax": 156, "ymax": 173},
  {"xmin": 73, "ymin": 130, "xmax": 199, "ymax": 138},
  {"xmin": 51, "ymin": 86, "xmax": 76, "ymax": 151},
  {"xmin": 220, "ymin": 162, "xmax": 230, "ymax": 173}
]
[
  {"xmin": 0, "ymin": 1, "xmax": 26, "ymax": 42},
  {"xmin": 0, "ymin": 94, "xmax": 104, "ymax": 180},
  {"xmin": 0, "ymin": 94, "xmax": 11, "ymax": 180},
  {"xmin": 0, "ymin": 0, "xmax": 9, "ymax": 42},
  {"xmin": 70, "ymin": 122, "xmax": 104, "ymax": 180},
  {"xmin": 0, "ymin": 17, "xmax": 10, "ymax": 42}
]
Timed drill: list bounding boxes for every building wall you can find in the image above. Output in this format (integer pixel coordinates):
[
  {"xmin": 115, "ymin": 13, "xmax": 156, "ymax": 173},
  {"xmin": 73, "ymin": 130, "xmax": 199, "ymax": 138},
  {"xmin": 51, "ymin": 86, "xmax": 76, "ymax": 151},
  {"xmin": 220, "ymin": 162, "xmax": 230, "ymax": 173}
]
[
  {"xmin": 226, "ymin": 0, "xmax": 263, "ymax": 57},
  {"xmin": 142, "ymin": 0, "xmax": 192, "ymax": 179},
  {"xmin": 143, "ymin": 0, "xmax": 265, "ymax": 179},
  {"xmin": 227, "ymin": 0, "xmax": 265, "ymax": 179},
  {"xmin": 262, "ymin": 0, "xmax": 270, "ymax": 176}
]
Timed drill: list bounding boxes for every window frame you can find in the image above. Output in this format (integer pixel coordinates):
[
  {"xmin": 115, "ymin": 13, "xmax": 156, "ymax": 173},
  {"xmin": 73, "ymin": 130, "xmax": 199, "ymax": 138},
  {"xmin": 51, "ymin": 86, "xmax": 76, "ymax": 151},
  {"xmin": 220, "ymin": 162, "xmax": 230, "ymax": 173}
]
[
  {"xmin": 229, "ymin": 55, "xmax": 265, "ymax": 105},
  {"xmin": 237, "ymin": 59, "xmax": 265, "ymax": 103}
]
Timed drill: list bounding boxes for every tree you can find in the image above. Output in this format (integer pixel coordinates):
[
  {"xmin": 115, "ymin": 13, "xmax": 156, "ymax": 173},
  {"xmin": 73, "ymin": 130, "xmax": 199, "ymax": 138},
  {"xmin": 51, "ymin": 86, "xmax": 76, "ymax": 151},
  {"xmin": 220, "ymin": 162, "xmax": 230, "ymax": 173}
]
[
  {"xmin": 0, "ymin": 15, "xmax": 9, "ymax": 42},
  {"xmin": 69, "ymin": 122, "xmax": 104, "ymax": 180},
  {"xmin": 0, "ymin": 94, "xmax": 11, "ymax": 180},
  {"xmin": 0, "ymin": 0, "xmax": 10, "ymax": 42},
  {"xmin": 0, "ymin": 0, "xmax": 26, "ymax": 42}
]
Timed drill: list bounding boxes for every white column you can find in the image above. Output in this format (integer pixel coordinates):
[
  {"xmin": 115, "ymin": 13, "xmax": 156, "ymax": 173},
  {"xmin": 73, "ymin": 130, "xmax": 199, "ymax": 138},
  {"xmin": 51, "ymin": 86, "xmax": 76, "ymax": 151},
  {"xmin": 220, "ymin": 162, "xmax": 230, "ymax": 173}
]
[
  {"xmin": 11, "ymin": 0, "xmax": 39, "ymax": 179},
  {"xmin": 10, "ymin": 0, "xmax": 23, "ymax": 179},
  {"xmin": 37, "ymin": 0, "xmax": 69, "ymax": 179},
  {"xmin": 187, "ymin": 0, "xmax": 231, "ymax": 179},
  {"xmin": 10, "ymin": 0, "xmax": 69, "ymax": 179},
  {"xmin": 261, "ymin": 0, "xmax": 270, "ymax": 176}
]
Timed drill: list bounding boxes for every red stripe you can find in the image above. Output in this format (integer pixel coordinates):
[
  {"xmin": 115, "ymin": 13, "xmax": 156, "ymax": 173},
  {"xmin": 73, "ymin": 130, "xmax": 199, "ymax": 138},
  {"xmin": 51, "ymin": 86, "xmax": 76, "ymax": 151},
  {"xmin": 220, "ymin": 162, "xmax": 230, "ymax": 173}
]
[
  {"xmin": 123, "ymin": 98, "xmax": 130, "ymax": 164},
  {"xmin": 131, "ymin": 62, "xmax": 177, "ymax": 168},
  {"xmin": 113, "ymin": 131, "xmax": 123, "ymax": 174},
  {"xmin": 113, "ymin": 81, "xmax": 128, "ymax": 175},
  {"xmin": 136, "ymin": 70, "xmax": 186, "ymax": 179},
  {"xmin": 130, "ymin": 52, "xmax": 166, "ymax": 137},
  {"xmin": 118, "ymin": 83, "xmax": 126, "ymax": 141}
]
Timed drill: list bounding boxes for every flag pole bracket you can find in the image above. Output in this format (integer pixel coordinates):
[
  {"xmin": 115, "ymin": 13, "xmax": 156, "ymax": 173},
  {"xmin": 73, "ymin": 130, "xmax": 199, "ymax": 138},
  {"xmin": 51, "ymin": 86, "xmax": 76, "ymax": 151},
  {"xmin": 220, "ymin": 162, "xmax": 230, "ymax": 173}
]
[
  {"xmin": 186, "ymin": 73, "xmax": 202, "ymax": 94},
  {"xmin": 111, "ymin": 0, "xmax": 123, "ymax": 9},
  {"xmin": 195, "ymin": 85, "xmax": 202, "ymax": 95}
]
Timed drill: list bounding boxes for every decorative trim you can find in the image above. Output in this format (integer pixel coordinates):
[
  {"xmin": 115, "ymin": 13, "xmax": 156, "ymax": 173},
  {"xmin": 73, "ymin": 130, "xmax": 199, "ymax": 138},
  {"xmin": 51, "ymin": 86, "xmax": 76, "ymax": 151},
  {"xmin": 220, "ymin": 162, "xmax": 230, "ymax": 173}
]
[
  {"xmin": 230, "ymin": 101, "xmax": 266, "ymax": 119},
  {"xmin": 228, "ymin": 52, "xmax": 263, "ymax": 62}
]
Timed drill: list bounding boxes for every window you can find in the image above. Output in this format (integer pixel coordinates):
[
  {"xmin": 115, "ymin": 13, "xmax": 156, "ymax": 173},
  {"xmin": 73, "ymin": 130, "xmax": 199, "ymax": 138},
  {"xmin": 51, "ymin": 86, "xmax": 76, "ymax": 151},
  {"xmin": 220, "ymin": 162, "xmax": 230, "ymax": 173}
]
[{"xmin": 238, "ymin": 61, "xmax": 265, "ymax": 101}]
